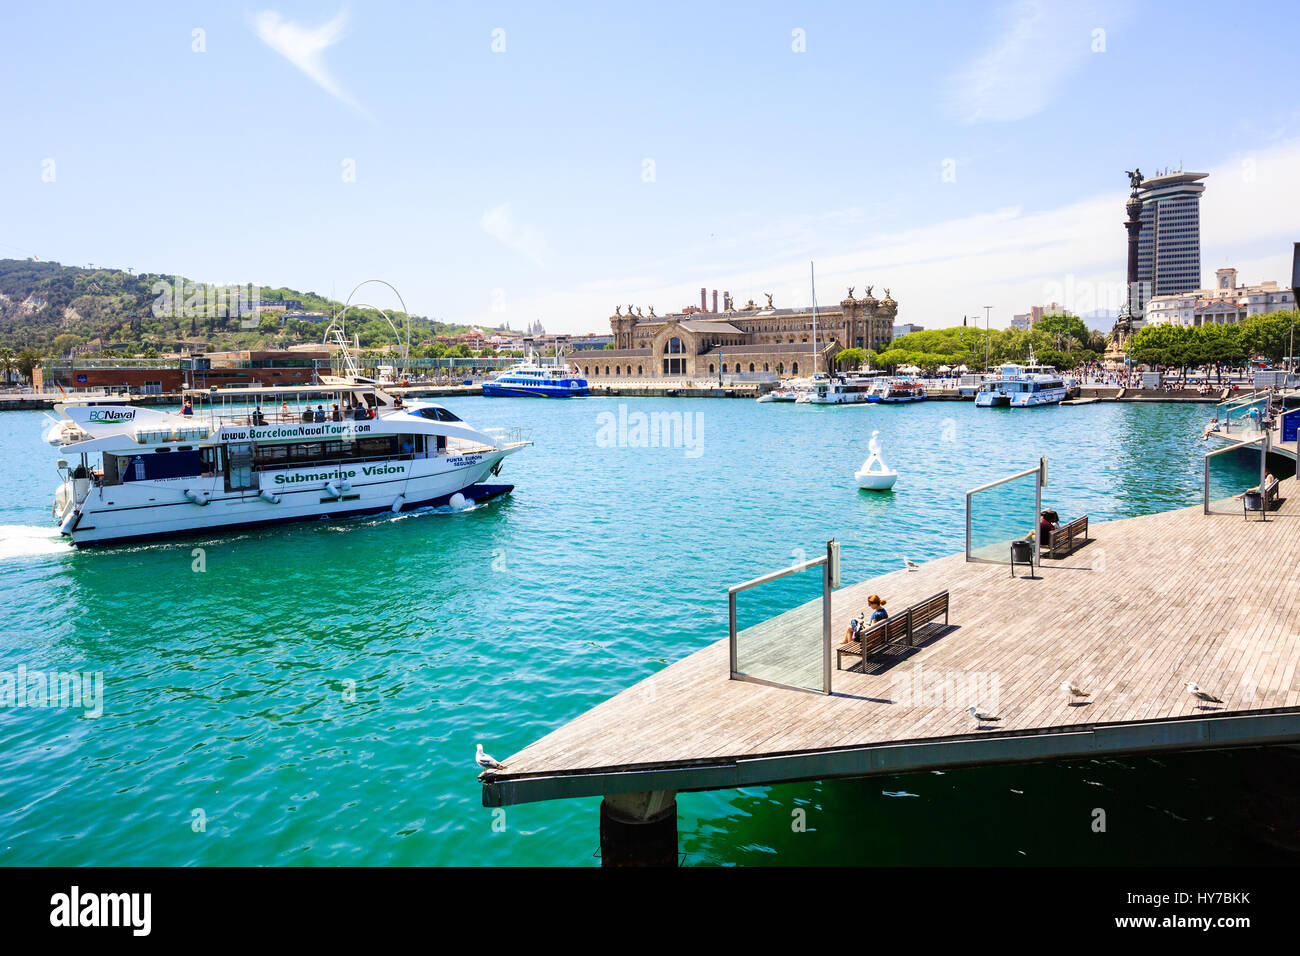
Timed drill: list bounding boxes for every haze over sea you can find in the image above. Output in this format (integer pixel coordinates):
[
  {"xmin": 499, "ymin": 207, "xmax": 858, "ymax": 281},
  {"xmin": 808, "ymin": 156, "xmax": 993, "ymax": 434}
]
[{"xmin": 1, "ymin": 397, "xmax": 1294, "ymax": 865}]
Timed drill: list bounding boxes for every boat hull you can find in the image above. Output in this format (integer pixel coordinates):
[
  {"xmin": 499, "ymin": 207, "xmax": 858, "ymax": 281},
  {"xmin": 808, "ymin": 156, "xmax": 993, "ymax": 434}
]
[
  {"xmin": 62, "ymin": 447, "xmax": 521, "ymax": 547},
  {"xmin": 481, "ymin": 383, "xmax": 589, "ymax": 397}
]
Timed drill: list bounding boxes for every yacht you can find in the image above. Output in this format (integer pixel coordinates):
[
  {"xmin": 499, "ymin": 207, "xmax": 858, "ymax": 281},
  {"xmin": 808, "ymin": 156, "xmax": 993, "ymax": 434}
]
[
  {"xmin": 866, "ymin": 378, "xmax": 928, "ymax": 404},
  {"xmin": 482, "ymin": 355, "xmax": 589, "ymax": 397},
  {"xmin": 957, "ymin": 372, "xmax": 994, "ymax": 399},
  {"xmin": 46, "ymin": 384, "xmax": 530, "ymax": 548},
  {"xmin": 974, "ymin": 350, "xmax": 1069, "ymax": 408},
  {"xmin": 799, "ymin": 370, "xmax": 886, "ymax": 405},
  {"xmin": 759, "ymin": 372, "xmax": 829, "ymax": 403}
]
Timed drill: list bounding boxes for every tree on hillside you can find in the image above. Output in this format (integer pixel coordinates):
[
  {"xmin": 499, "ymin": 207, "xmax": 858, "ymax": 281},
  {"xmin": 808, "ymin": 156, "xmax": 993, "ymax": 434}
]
[{"xmin": 15, "ymin": 347, "xmax": 43, "ymax": 383}]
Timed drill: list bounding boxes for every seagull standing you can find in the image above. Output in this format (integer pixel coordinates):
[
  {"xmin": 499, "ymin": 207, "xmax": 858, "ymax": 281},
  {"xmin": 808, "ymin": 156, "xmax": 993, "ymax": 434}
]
[
  {"xmin": 1185, "ymin": 683, "xmax": 1223, "ymax": 706},
  {"xmin": 1060, "ymin": 680, "xmax": 1090, "ymax": 703},
  {"xmin": 476, "ymin": 743, "xmax": 507, "ymax": 779},
  {"xmin": 904, "ymin": 558, "xmax": 920, "ymax": 571},
  {"xmin": 968, "ymin": 705, "xmax": 1000, "ymax": 729}
]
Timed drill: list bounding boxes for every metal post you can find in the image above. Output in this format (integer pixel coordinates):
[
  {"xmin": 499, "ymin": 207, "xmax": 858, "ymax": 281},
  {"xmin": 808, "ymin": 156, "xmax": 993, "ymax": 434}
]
[
  {"xmin": 822, "ymin": 541, "xmax": 833, "ymax": 695},
  {"xmin": 1034, "ymin": 459, "xmax": 1043, "ymax": 565},
  {"xmin": 728, "ymin": 591, "xmax": 737, "ymax": 678},
  {"xmin": 965, "ymin": 491, "xmax": 973, "ymax": 561},
  {"xmin": 1260, "ymin": 430, "xmax": 1269, "ymax": 522},
  {"xmin": 1203, "ymin": 454, "xmax": 1211, "ymax": 515}
]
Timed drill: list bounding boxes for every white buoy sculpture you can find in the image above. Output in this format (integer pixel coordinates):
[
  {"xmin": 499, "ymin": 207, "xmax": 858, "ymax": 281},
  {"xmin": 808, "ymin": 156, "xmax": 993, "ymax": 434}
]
[{"xmin": 855, "ymin": 430, "xmax": 898, "ymax": 490}]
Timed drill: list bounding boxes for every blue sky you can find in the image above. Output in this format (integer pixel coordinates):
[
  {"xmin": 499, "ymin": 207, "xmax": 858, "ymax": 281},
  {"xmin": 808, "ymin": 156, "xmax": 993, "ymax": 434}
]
[{"xmin": 2, "ymin": 0, "xmax": 1297, "ymax": 332}]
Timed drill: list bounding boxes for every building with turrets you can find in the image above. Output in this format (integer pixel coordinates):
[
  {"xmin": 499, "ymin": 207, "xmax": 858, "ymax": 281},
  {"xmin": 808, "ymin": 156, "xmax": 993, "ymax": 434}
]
[{"xmin": 582, "ymin": 285, "xmax": 899, "ymax": 381}]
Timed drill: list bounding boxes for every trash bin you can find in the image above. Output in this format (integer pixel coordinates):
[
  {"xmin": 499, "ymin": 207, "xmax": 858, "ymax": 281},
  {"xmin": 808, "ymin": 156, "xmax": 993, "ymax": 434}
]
[{"xmin": 1010, "ymin": 539, "xmax": 1034, "ymax": 576}]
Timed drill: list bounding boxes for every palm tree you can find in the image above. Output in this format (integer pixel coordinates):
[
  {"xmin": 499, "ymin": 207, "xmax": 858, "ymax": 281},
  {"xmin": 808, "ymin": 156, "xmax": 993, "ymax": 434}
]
[{"xmin": 0, "ymin": 347, "xmax": 14, "ymax": 385}]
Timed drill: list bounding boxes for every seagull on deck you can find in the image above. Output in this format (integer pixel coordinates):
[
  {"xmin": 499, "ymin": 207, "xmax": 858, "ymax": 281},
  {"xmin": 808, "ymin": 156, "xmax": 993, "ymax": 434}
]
[
  {"xmin": 968, "ymin": 705, "xmax": 1001, "ymax": 729},
  {"xmin": 1060, "ymin": 680, "xmax": 1090, "ymax": 703},
  {"xmin": 904, "ymin": 558, "xmax": 920, "ymax": 571},
  {"xmin": 476, "ymin": 743, "xmax": 507, "ymax": 779},
  {"xmin": 1185, "ymin": 683, "xmax": 1223, "ymax": 706}
]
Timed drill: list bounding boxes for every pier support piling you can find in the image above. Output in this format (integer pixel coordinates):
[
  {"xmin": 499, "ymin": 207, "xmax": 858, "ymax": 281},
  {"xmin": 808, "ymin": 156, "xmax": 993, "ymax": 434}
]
[{"xmin": 599, "ymin": 790, "xmax": 677, "ymax": 867}]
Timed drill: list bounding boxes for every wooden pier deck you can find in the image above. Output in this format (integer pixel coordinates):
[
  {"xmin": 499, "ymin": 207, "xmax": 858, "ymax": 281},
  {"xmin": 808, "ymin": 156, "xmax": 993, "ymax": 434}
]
[{"xmin": 483, "ymin": 489, "xmax": 1300, "ymax": 808}]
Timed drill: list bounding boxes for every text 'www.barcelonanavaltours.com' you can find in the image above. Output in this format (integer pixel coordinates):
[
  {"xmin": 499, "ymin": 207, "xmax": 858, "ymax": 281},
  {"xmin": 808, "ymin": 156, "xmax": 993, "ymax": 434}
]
[{"xmin": 1115, "ymin": 892, "xmax": 1251, "ymax": 929}]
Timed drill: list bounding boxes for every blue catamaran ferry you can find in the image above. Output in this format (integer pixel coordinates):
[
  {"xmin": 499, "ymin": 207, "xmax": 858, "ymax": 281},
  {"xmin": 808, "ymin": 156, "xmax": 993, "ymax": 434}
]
[{"xmin": 482, "ymin": 357, "xmax": 590, "ymax": 398}]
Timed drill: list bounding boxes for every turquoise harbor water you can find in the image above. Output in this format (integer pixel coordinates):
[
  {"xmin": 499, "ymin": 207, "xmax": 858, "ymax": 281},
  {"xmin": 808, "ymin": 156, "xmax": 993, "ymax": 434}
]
[{"xmin": 1, "ymin": 397, "xmax": 1295, "ymax": 866}]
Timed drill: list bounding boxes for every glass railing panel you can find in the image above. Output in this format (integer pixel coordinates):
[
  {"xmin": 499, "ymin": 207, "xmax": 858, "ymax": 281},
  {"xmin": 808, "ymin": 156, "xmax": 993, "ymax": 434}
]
[
  {"xmin": 732, "ymin": 561, "xmax": 825, "ymax": 693},
  {"xmin": 967, "ymin": 470, "xmax": 1040, "ymax": 564}
]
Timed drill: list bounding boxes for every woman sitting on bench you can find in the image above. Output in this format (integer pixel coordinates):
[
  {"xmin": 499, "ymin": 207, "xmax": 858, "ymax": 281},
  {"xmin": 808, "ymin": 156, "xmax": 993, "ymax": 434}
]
[
  {"xmin": 1235, "ymin": 471, "xmax": 1278, "ymax": 501},
  {"xmin": 841, "ymin": 595, "xmax": 888, "ymax": 644}
]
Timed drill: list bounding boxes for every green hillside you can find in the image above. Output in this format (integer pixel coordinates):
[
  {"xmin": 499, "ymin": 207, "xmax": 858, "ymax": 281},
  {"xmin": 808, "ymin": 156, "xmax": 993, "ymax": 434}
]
[{"xmin": 0, "ymin": 258, "xmax": 487, "ymax": 357}]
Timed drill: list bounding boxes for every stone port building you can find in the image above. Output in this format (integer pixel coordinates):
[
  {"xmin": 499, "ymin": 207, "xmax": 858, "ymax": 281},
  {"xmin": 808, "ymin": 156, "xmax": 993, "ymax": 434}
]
[{"xmin": 577, "ymin": 285, "xmax": 898, "ymax": 381}]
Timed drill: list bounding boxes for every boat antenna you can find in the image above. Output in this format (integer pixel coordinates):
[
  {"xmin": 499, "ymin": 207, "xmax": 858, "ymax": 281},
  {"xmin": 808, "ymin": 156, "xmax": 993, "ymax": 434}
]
[{"xmin": 810, "ymin": 261, "xmax": 818, "ymax": 376}]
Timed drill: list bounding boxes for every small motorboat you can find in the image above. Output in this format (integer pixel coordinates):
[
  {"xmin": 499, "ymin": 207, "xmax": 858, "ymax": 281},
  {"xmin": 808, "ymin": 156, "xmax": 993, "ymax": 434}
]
[{"xmin": 854, "ymin": 430, "xmax": 898, "ymax": 490}]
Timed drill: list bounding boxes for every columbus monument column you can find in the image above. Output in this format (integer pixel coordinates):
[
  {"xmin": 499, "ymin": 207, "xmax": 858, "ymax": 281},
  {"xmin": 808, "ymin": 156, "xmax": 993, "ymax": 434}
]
[{"xmin": 1107, "ymin": 168, "xmax": 1144, "ymax": 365}]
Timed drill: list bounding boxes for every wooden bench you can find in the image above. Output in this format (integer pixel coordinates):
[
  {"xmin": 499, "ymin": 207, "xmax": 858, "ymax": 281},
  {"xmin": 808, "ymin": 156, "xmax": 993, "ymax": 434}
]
[
  {"xmin": 1045, "ymin": 515, "xmax": 1088, "ymax": 558},
  {"xmin": 837, "ymin": 590, "xmax": 949, "ymax": 671}
]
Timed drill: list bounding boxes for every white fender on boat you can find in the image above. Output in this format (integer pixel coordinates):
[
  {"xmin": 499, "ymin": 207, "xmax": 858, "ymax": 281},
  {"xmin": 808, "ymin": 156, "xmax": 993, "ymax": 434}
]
[
  {"xmin": 184, "ymin": 488, "xmax": 209, "ymax": 506},
  {"xmin": 391, "ymin": 493, "xmax": 405, "ymax": 513},
  {"xmin": 259, "ymin": 489, "xmax": 281, "ymax": 504},
  {"xmin": 449, "ymin": 492, "xmax": 465, "ymax": 509},
  {"xmin": 324, "ymin": 479, "xmax": 352, "ymax": 499},
  {"xmin": 59, "ymin": 509, "xmax": 80, "ymax": 535}
]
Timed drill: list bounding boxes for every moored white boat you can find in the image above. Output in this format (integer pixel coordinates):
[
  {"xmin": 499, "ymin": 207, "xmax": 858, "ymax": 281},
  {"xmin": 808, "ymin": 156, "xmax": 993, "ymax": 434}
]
[
  {"xmin": 974, "ymin": 349, "xmax": 1069, "ymax": 408},
  {"xmin": 802, "ymin": 370, "xmax": 885, "ymax": 405},
  {"xmin": 866, "ymin": 378, "xmax": 928, "ymax": 403},
  {"xmin": 46, "ymin": 384, "xmax": 530, "ymax": 548}
]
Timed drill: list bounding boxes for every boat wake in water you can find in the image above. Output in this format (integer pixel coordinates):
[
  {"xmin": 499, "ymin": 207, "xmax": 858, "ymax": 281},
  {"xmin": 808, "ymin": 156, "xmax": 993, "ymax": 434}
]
[{"xmin": 0, "ymin": 525, "xmax": 71, "ymax": 560}]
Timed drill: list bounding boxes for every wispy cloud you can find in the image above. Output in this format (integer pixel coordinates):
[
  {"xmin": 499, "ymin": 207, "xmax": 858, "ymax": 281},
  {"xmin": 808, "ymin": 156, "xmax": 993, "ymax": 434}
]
[
  {"xmin": 481, "ymin": 203, "xmax": 548, "ymax": 267},
  {"xmin": 945, "ymin": 0, "xmax": 1114, "ymax": 125},
  {"xmin": 252, "ymin": 9, "xmax": 369, "ymax": 118},
  {"xmin": 463, "ymin": 139, "xmax": 1300, "ymax": 332}
]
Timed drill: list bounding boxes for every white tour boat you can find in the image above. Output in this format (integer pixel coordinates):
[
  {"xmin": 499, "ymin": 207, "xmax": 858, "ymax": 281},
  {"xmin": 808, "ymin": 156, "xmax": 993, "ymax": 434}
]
[
  {"xmin": 46, "ymin": 384, "xmax": 530, "ymax": 548},
  {"xmin": 482, "ymin": 352, "xmax": 589, "ymax": 398},
  {"xmin": 974, "ymin": 350, "xmax": 1069, "ymax": 408},
  {"xmin": 866, "ymin": 378, "xmax": 928, "ymax": 404},
  {"xmin": 800, "ymin": 370, "xmax": 885, "ymax": 405}
]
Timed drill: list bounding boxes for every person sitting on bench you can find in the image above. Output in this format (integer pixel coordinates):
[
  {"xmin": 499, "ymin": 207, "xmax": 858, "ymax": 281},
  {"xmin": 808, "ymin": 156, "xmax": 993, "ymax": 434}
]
[{"xmin": 1235, "ymin": 471, "xmax": 1278, "ymax": 501}]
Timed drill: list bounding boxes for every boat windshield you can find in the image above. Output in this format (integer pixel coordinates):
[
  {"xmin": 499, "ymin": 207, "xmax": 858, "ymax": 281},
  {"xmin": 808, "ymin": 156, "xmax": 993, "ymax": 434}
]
[{"xmin": 416, "ymin": 406, "xmax": 462, "ymax": 422}]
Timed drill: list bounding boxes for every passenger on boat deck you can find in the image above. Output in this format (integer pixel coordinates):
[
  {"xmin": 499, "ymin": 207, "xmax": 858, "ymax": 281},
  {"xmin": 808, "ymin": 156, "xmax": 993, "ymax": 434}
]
[
  {"xmin": 280, "ymin": 400, "xmax": 289, "ymax": 419},
  {"xmin": 181, "ymin": 398, "xmax": 193, "ymax": 416},
  {"xmin": 331, "ymin": 403, "xmax": 342, "ymax": 422},
  {"xmin": 314, "ymin": 404, "xmax": 326, "ymax": 422},
  {"xmin": 393, "ymin": 395, "xmax": 404, "ymax": 409}
]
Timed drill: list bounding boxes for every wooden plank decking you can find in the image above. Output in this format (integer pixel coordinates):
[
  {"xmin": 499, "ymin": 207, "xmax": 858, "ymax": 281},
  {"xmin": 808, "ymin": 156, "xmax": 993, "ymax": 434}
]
[{"xmin": 483, "ymin": 487, "xmax": 1300, "ymax": 807}]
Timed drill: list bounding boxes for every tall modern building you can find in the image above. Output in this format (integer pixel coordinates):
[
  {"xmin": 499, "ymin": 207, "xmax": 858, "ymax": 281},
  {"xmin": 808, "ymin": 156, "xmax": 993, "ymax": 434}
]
[{"xmin": 1135, "ymin": 170, "xmax": 1208, "ymax": 315}]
